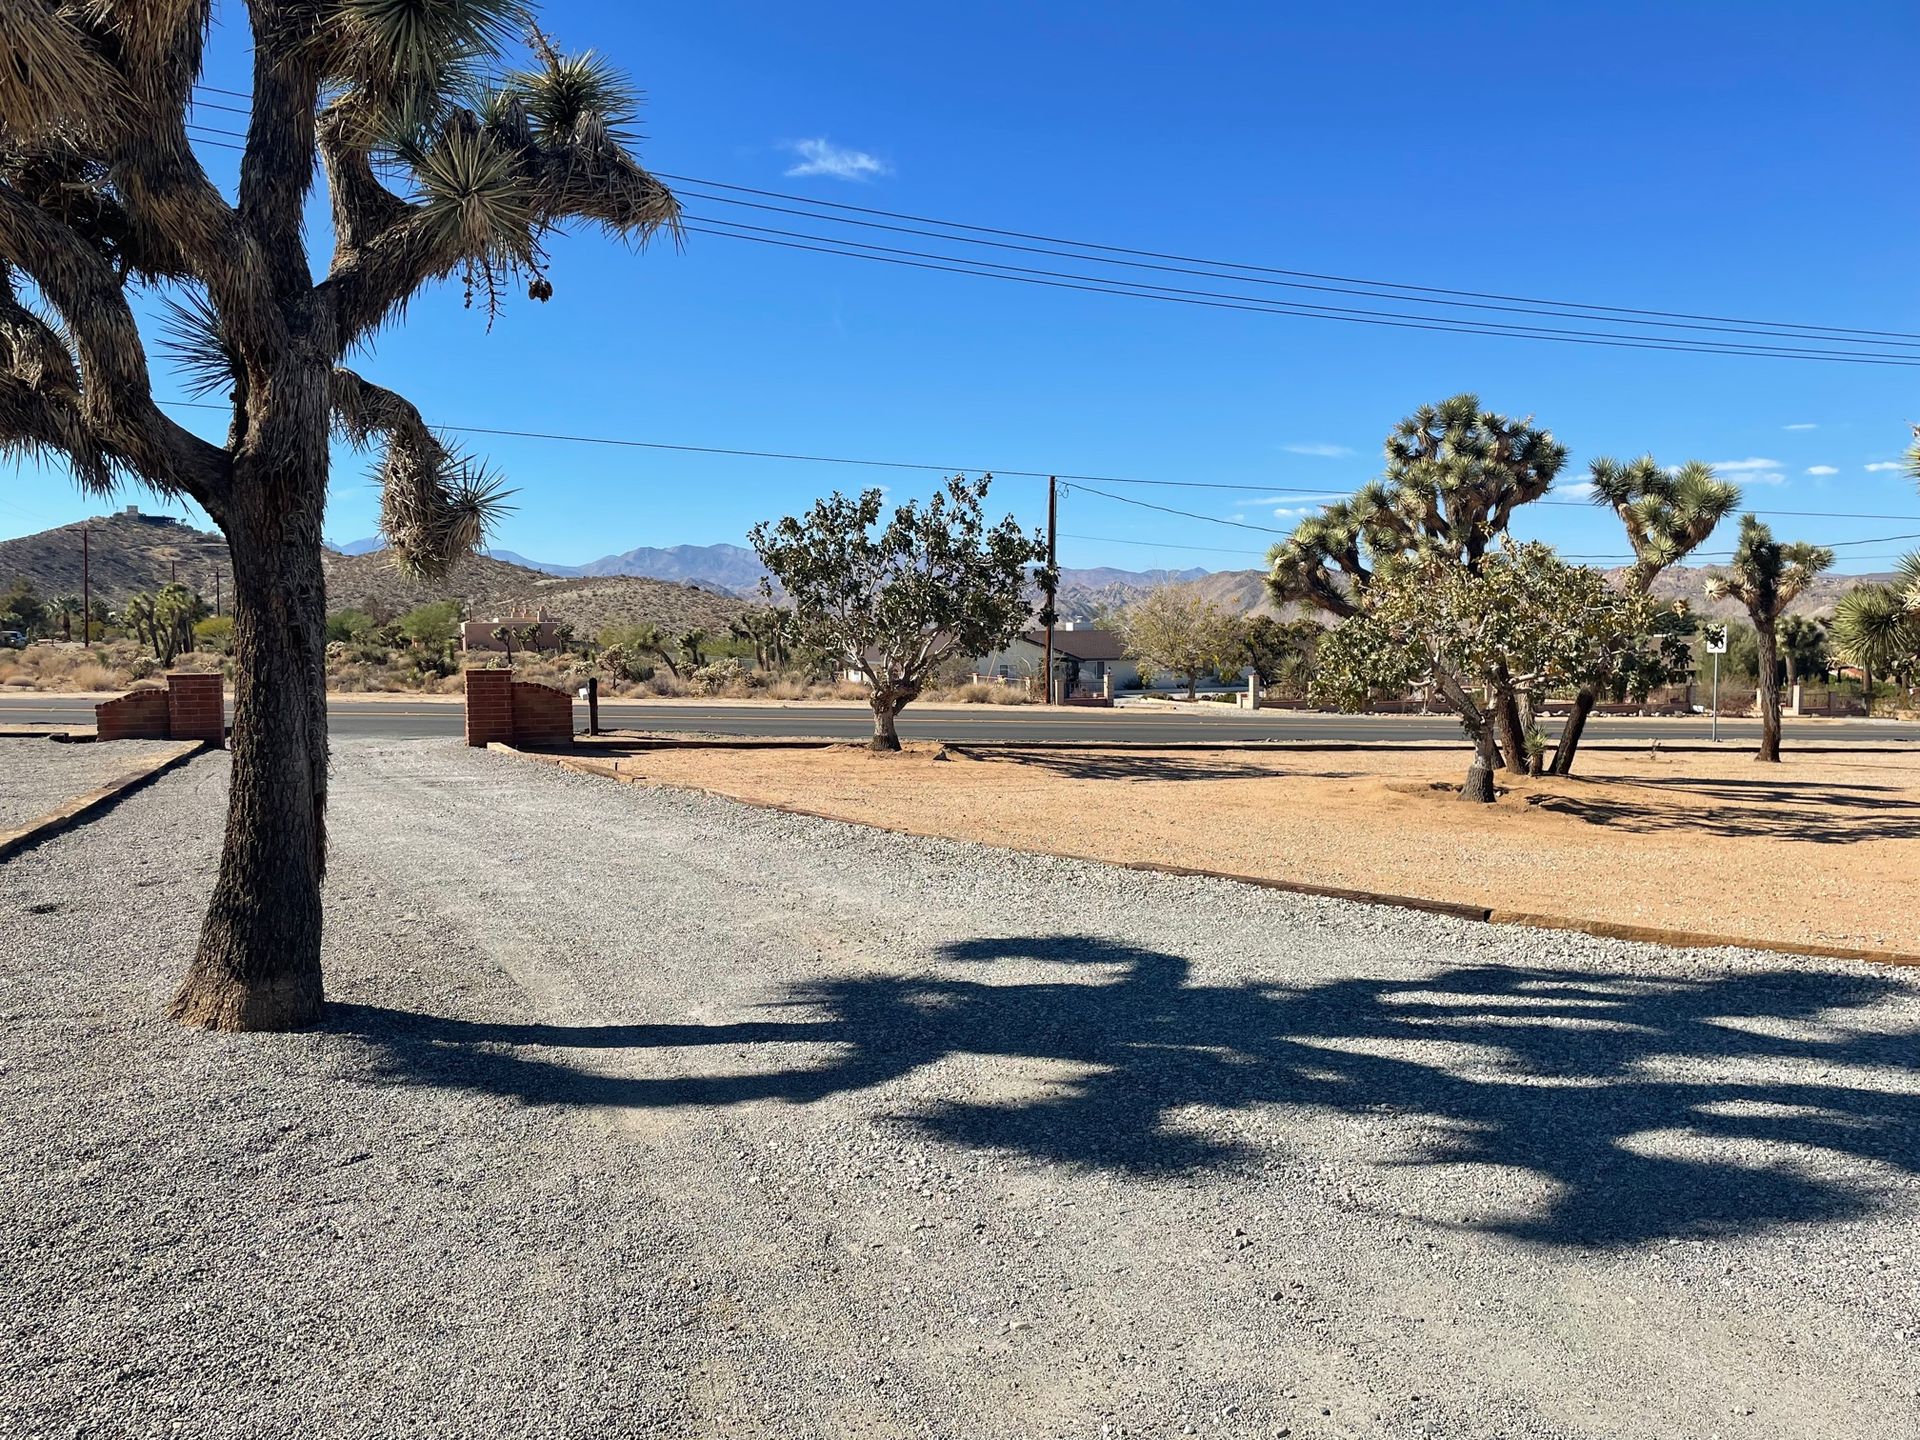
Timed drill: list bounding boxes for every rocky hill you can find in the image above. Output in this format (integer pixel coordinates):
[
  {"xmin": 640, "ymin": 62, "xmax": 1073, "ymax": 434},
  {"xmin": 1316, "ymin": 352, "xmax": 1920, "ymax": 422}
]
[
  {"xmin": 0, "ymin": 512, "xmax": 752, "ymax": 635},
  {"xmin": 0, "ymin": 508, "xmax": 230, "ymax": 607},
  {"xmin": 321, "ymin": 549, "xmax": 751, "ymax": 635}
]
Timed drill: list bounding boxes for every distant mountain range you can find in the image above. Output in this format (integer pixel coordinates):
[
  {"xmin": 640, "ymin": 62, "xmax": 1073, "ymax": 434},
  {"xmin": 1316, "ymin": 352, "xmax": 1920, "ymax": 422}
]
[{"xmin": 12, "ymin": 519, "xmax": 1888, "ymax": 631}]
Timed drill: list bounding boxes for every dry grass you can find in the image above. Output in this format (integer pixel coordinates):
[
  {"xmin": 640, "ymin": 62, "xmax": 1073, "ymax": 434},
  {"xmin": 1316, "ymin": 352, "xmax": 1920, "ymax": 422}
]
[{"xmin": 581, "ymin": 741, "xmax": 1920, "ymax": 957}]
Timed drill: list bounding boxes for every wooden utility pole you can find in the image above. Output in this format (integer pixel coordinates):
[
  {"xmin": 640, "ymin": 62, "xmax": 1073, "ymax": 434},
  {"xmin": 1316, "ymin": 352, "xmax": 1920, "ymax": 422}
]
[
  {"xmin": 1042, "ymin": 475, "xmax": 1058, "ymax": 705},
  {"xmin": 81, "ymin": 524, "xmax": 91, "ymax": 648},
  {"xmin": 213, "ymin": 565, "xmax": 221, "ymax": 617}
]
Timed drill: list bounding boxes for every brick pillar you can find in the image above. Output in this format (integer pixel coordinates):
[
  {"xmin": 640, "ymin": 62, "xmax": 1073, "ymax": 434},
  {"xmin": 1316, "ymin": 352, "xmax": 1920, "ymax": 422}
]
[
  {"xmin": 465, "ymin": 667, "xmax": 515, "ymax": 747},
  {"xmin": 165, "ymin": 673, "xmax": 227, "ymax": 746}
]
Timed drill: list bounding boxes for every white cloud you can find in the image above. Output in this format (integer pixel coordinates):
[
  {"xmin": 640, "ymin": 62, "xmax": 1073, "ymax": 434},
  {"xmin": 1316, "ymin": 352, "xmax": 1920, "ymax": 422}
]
[
  {"xmin": 1783, "ymin": 422, "xmax": 1819, "ymax": 431},
  {"xmin": 1240, "ymin": 492, "xmax": 1348, "ymax": 506},
  {"xmin": 1227, "ymin": 513, "xmax": 1246, "ymax": 523},
  {"xmin": 1865, "ymin": 461, "xmax": 1903, "ymax": 473},
  {"xmin": 781, "ymin": 138, "xmax": 889, "ymax": 181},
  {"xmin": 1557, "ymin": 480, "xmax": 1595, "ymax": 499},
  {"xmin": 1280, "ymin": 442, "xmax": 1356, "ymax": 458},
  {"xmin": 1709, "ymin": 457, "xmax": 1787, "ymax": 485},
  {"xmin": 1805, "ymin": 465, "xmax": 1839, "ymax": 476}
]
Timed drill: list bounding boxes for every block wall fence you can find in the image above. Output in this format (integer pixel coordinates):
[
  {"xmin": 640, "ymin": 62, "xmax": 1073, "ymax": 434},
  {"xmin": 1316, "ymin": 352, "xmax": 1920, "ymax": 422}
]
[
  {"xmin": 94, "ymin": 673, "xmax": 226, "ymax": 745},
  {"xmin": 464, "ymin": 668, "xmax": 575, "ymax": 748}
]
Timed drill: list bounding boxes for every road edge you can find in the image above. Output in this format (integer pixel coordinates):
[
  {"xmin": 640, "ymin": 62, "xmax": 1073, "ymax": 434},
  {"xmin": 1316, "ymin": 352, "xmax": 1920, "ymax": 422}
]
[{"xmin": 0, "ymin": 740, "xmax": 209, "ymax": 863}]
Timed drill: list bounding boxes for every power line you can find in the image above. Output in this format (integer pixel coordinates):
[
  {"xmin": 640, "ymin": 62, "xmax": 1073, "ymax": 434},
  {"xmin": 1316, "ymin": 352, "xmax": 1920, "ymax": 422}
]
[
  {"xmin": 673, "ymin": 189, "xmax": 1920, "ymax": 352},
  {"xmin": 152, "ymin": 400, "xmax": 1920, "ymax": 527},
  {"xmin": 180, "ymin": 98, "xmax": 1920, "ymax": 359},
  {"xmin": 655, "ymin": 171, "xmax": 1920, "ymax": 345},
  {"xmin": 682, "ymin": 221, "xmax": 1920, "ymax": 369}
]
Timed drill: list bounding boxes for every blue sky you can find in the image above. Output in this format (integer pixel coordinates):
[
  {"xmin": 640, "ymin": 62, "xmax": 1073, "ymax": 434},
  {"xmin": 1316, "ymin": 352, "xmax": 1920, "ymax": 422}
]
[{"xmin": 5, "ymin": 0, "xmax": 1918, "ymax": 573}]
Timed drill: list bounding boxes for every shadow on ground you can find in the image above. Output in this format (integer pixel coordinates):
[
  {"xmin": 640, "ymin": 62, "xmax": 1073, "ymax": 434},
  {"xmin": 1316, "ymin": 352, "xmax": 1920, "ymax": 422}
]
[
  {"xmin": 1527, "ymin": 774, "xmax": 1920, "ymax": 843},
  {"xmin": 330, "ymin": 938, "xmax": 1920, "ymax": 1250}
]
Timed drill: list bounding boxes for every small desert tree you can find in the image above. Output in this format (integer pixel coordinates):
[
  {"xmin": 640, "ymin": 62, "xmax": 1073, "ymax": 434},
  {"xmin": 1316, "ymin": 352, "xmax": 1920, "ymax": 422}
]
[
  {"xmin": 1118, "ymin": 584, "xmax": 1246, "ymax": 698},
  {"xmin": 52, "ymin": 593, "xmax": 81, "ymax": 642},
  {"xmin": 1313, "ymin": 541, "xmax": 1644, "ymax": 802},
  {"xmin": 1551, "ymin": 456, "xmax": 1738, "ymax": 773},
  {"xmin": 1241, "ymin": 614, "xmax": 1321, "ymax": 695},
  {"xmin": 1269, "ymin": 393, "xmax": 1567, "ymax": 768},
  {"xmin": 1704, "ymin": 516, "xmax": 1834, "ymax": 762},
  {"xmin": 750, "ymin": 477, "xmax": 1047, "ymax": 750},
  {"xmin": 0, "ymin": 3, "xmax": 679, "ymax": 1029}
]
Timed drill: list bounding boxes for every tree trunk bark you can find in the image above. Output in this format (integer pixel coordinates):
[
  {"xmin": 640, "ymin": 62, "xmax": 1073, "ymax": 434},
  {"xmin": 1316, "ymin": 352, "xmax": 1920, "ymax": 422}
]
[
  {"xmin": 870, "ymin": 693, "xmax": 903, "ymax": 752},
  {"xmin": 1754, "ymin": 619, "xmax": 1783, "ymax": 763},
  {"xmin": 1550, "ymin": 684, "xmax": 1598, "ymax": 776},
  {"xmin": 1462, "ymin": 723, "xmax": 1498, "ymax": 803},
  {"xmin": 1494, "ymin": 683, "xmax": 1529, "ymax": 775},
  {"xmin": 170, "ymin": 448, "xmax": 330, "ymax": 1031}
]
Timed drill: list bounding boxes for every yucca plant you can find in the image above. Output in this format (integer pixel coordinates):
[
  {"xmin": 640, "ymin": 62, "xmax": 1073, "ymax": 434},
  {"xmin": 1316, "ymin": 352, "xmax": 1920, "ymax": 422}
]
[
  {"xmin": 1704, "ymin": 517, "xmax": 1835, "ymax": 762},
  {"xmin": 0, "ymin": 1, "xmax": 678, "ymax": 1031},
  {"xmin": 1549, "ymin": 455, "xmax": 1739, "ymax": 774}
]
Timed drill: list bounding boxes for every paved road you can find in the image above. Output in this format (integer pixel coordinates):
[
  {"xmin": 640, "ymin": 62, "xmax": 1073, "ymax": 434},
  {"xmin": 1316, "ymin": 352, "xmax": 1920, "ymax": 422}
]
[
  {"xmin": 5, "ymin": 739, "xmax": 1918, "ymax": 1438},
  {"xmin": 3, "ymin": 692, "xmax": 1912, "ymax": 745}
]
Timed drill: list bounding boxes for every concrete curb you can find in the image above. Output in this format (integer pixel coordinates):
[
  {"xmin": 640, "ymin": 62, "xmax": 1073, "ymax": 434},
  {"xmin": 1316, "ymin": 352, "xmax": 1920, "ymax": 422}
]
[
  {"xmin": 493, "ymin": 743, "xmax": 1920, "ymax": 970},
  {"xmin": 0, "ymin": 741, "xmax": 209, "ymax": 863},
  {"xmin": 581, "ymin": 730, "xmax": 1917, "ymax": 756}
]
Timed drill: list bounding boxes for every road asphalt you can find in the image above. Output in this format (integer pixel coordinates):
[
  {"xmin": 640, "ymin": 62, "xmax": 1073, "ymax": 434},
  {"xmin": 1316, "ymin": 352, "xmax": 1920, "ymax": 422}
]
[{"xmin": 1, "ymin": 692, "xmax": 1912, "ymax": 745}]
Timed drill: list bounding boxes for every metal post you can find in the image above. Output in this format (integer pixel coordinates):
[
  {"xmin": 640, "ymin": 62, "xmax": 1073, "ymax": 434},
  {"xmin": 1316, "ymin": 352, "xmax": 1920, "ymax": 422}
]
[
  {"xmin": 586, "ymin": 674, "xmax": 600, "ymax": 736},
  {"xmin": 1042, "ymin": 475, "xmax": 1058, "ymax": 705},
  {"xmin": 1711, "ymin": 652, "xmax": 1720, "ymax": 743},
  {"xmin": 81, "ymin": 524, "xmax": 91, "ymax": 648}
]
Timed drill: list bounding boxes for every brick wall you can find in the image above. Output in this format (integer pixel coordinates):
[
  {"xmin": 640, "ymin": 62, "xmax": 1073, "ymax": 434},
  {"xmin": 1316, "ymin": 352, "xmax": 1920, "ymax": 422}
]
[
  {"xmin": 95, "ymin": 686, "xmax": 172, "ymax": 741},
  {"xmin": 511, "ymin": 680, "xmax": 575, "ymax": 748},
  {"xmin": 464, "ymin": 668, "xmax": 515, "ymax": 747},
  {"xmin": 166, "ymin": 673, "xmax": 226, "ymax": 745}
]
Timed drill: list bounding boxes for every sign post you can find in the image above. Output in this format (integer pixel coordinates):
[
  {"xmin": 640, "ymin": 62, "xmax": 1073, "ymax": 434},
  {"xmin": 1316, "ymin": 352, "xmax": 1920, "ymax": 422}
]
[{"xmin": 1704, "ymin": 623, "xmax": 1728, "ymax": 743}]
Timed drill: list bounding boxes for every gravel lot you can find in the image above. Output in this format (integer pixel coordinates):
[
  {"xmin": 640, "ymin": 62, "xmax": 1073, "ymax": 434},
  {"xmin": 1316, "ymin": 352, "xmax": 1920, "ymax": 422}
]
[
  {"xmin": 3, "ymin": 737, "xmax": 1918, "ymax": 1440},
  {"xmin": 0, "ymin": 736, "xmax": 196, "ymax": 831}
]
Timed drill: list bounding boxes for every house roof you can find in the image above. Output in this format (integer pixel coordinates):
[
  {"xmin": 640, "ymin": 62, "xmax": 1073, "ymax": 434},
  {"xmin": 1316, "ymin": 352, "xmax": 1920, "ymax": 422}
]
[{"xmin": 1020, "ymin": 627, "xmax": 1126, "ymax": 661}]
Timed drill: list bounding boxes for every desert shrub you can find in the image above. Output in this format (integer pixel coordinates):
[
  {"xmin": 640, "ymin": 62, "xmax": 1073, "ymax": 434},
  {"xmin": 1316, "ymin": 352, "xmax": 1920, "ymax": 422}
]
[
  {"xmin": 688, "ymin": 658, "xmax": 754, "ymax": 695},
  {"xmin": 127, "ymin": 656, "xmax": 157, "ymax": 680},
  {"xmin": 761, "ymin": 676, "xmax": 809, "ymax": 700},
  {"xmin": 194, "ymin": 616, "xmax": 235, "ymax": 653}
]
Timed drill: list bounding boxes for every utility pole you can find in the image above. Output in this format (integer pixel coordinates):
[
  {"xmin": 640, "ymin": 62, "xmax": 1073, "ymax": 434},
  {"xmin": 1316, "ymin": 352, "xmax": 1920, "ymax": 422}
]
[
  {"xmin": 213, "ymin": 565, "xmax": 221, "ymax": 617},
  {"xmin": 81, "ymin": 524, "xmax": 91, "ymax": 648},
  {"xmin": 1042, "ymin": 475, "xmax": 1058, "ymax": 705}
]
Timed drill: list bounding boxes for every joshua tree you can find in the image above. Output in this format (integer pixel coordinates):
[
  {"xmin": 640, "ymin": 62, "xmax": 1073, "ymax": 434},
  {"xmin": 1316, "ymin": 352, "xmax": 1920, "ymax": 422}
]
[
  {"xmin": 1775, "ymin": 614, "xmax": 1829, "ymax": 691},
  {"xmin": 1830, "ymin": 568, "xmax": 1918, "ymax": 715},
  {"xmin": 1550, "ymin": 456, "xmax": 1738, "ymax": 773},
  {"xmin": 52, "ymin": 593, "xmax": 81, "ymax": 642},
  {"xmin": 751, "ymin": 478, "xmax": 1047, "ymax": 750},
  {"xmin": 0, "ymin": 3, "xmax": 678, "ymax": 1030},
  {"xmin": 1705, "ymin": 517, "xmax": 1834, "ymax": 762},
  {"xmin": 676, "ymin": 627, "xmax": 709, "ymax": 671},
  {"xmin": 1270, "ymin": 394, "xmax": 1567, "ymax": 769}
]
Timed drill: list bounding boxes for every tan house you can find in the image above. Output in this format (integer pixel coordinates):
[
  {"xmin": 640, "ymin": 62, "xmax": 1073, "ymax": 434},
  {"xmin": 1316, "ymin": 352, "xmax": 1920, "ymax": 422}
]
[{"xmin": 460, "ymin": 610, "xmax": 566, "ymax": 654}]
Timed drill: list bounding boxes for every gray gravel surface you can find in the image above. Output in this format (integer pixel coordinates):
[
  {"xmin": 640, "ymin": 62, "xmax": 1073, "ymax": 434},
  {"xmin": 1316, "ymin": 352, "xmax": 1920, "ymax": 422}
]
[
  {"xmin": 3, "ymin": 738, "xmax": 1919, "ymax": 1440},
  {"xmin": 0, "ymin": 737, "xmax": 194, "ymax": 830}
]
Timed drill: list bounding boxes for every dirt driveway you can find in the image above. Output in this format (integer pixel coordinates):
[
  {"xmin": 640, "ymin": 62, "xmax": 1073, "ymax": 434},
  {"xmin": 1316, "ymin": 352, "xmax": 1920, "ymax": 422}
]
[{"xmin": 3, "ymin": 739, "xmax": 1918, "ymax": 1439}]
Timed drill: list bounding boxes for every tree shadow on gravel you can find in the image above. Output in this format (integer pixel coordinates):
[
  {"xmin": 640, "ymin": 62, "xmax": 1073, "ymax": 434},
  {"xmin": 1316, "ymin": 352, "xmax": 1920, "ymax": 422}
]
[{"xmin": 330, "ymin": 938, "xmax": 1920, "ymax": 1249}]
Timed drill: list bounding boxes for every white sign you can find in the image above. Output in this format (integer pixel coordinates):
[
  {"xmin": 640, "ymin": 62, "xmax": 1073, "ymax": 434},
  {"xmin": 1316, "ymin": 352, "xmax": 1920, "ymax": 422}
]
[{"xmin": 1704, "ymin": 624, "xmax": 1728, "ymax": 655}]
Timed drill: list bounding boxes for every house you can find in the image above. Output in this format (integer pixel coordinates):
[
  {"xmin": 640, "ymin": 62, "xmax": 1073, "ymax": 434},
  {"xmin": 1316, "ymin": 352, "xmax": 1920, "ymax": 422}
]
[
  {"xmin": 459, "ymin": 610, "xmax": 566, "ymax": 654},
  {"xmin": 970, "ymin": 624, "xmax": 1139, "ymax": 695}
]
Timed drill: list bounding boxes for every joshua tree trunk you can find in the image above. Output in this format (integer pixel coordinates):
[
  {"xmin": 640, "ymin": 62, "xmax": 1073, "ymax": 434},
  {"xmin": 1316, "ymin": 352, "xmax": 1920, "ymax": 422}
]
[
  {"xmin": 1462, "ymin": 722, "xmax": 1499, "ymax": 803},
  {"xmin": 1753, "ymin": 619, "xmax": 1783, "ymax": 763},
  {"xmin": 170, "ymin": 419, "xmax": 330, "ymax": 1031},
  {"xmin": 870, "ymin": 688, "xmax": 905, "ymax": 752},
  {"xmin": 1550, "ymin": 683, "xmax": 1598, "ymax": 775},
  {"xmin": 1494, "ymin": 679, "xmax": 1529, "ymax": 776}
]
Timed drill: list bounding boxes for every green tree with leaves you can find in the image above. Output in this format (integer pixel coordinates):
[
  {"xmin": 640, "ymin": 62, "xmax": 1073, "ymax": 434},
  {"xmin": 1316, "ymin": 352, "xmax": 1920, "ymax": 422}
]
[
  {"xmin": 0, "ymin": 2, "xmax": 678, "ymax": 1029},
  {"xmin": 1775, "ymin": 614, "xmax": 1830, "ymax": 692},
  {"xmin": 1118, "ymin": 584, "xmax": 1247, "ymax": 699},
  {"xmin": 1269, "ymin": 393, "xmax": 1568, "ymax": 770},
  {"xmin": 751, "ymin": 477, "xmax": 1048, "ymax": 750},
  {"xmin": 398, "ymin": 599, "xmax": 461, "ymax": 653},
  {"xmin": 1241, "ymin": 615, "xmax": 1321, "ymax": 695},
  {"xmin": 1704, "ymin": 517, "xmax": 1835, "ymax": 762},
  {"xmin": 1550, "ymin": 456, "xmax": 1739, "ymax": 773},
  {"xmin": 51, "ymin": 593, "xmax": 82, "ymax": 642},
  {"xmin": 1313, "ymin": 541, "xmax": 1645, "ymax": 802}
]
